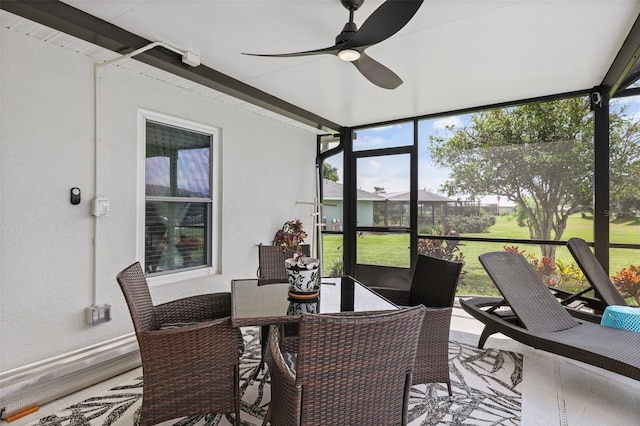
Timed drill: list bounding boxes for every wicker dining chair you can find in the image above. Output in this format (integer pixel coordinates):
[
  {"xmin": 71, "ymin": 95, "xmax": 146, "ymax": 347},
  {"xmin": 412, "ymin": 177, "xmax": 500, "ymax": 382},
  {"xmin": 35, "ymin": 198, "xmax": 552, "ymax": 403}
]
[
  {"xmin": 255, "ymin": 244, "xmax": 311, "ymax": 371},
  {"xmin": 369, "ymin": 254, "xmax": 463, "ymax": 396},
  {"xmin": 116, "ymin": 262, "xmax": 241, "ymax": 426},
  {"xmin": 257, "ymin": 243, "xmax": 310, "ymax": 284},
  {"xmin": 266, "ymin": 306, "xmax": 426, "ymax": 426}
]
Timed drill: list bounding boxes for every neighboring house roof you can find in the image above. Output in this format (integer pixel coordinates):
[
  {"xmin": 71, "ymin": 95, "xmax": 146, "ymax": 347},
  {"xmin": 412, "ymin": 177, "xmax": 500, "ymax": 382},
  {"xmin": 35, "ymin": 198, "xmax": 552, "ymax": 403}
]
[
  {"xmin": 323, "ymin": 179, "xmax": 385, "ymax": 201},
  {"xmin": 379, "ymin": 190, "xmax": 455, "ymax": 203}
]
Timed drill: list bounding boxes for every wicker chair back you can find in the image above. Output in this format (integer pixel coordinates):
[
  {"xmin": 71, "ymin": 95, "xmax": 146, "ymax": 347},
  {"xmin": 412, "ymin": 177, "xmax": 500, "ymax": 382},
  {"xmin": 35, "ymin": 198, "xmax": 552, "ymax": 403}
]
[
  {"xmin": 257, "ymin": 244, "xmax": 310, "ymax": 283},
  {"xmin": 269, "ymin": 306, "xmax": 426, "ymax": 426},
  {"xmin": 410, "ymin": 254, "xmax": 463, "ymax": 308}
]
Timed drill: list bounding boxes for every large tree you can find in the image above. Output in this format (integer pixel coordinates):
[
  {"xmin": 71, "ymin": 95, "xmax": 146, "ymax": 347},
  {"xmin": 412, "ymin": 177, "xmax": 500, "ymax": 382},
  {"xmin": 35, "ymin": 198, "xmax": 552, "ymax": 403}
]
[
  {"xmin": 609, "ymin": 106, "xmax": 640, "ymax": 215},
  {"xmin": 430, "ymin": 97, "xmax": 639, "ymax": 260},
  {"xmin": 323, "ymin": 163, "xmax": 339, "ymax": 182}
]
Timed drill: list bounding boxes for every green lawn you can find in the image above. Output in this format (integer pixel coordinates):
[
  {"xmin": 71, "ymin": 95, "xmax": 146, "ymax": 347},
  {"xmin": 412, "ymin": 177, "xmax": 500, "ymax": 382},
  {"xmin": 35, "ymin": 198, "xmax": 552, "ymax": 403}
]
[{"xmin": 321, "ymin": 213, "xmax": 640, "ymax": 299}]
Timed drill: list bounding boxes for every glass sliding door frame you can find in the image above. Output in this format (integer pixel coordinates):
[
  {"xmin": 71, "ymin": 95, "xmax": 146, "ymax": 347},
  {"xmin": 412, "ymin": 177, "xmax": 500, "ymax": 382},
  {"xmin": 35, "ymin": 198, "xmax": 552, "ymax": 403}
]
[{"xmin": 339, "ymin": 124, "xmax": 419, "ymax": 278}]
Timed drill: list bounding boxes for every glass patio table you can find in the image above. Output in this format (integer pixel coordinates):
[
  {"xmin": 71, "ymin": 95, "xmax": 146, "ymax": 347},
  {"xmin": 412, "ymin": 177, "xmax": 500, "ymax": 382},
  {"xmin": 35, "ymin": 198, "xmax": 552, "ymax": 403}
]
[
  {"xmin": 232, "ymin": 276, "xmax": 400, "ymax": 377},
  {"xmin": 230, "ymin": 276, "xmax": 398, "ymax": 328}
]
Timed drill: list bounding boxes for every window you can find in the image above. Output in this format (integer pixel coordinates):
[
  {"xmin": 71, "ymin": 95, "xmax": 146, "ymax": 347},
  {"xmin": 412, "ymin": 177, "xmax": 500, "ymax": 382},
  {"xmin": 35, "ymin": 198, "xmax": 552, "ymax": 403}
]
[{"xmin": 139, "ymin": 110, "xmax": 219, "ymax": 277}]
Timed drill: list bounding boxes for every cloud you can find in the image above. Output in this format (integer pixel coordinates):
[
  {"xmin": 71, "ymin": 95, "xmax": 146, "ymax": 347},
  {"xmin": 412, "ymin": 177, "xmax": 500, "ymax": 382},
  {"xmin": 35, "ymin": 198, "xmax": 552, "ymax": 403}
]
[
  {"xmin": 358, "ymin": 159, "xmax": 381, "ymax": 177},
  {"xmin": 353, "ymin": 134, "xmax": 385, "ymax": 149},
  {"xmin": 433, "ymin": 116, "xmax": 461, "ymax": 130},
  {"xmin": 367, "ymin": 124, "xmax": 403, "ymax": 132}
]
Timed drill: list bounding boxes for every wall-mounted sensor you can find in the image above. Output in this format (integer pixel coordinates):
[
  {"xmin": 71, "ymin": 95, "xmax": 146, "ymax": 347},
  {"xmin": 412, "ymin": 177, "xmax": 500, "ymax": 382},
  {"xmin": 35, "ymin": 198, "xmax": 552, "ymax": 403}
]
[
  {"xmin": 70, "ymin": 187, "xmax": 81, "ymax": 205},
  {"xmin": 90, "ymin": 197, "xmax": 110, "ymax": 216}
]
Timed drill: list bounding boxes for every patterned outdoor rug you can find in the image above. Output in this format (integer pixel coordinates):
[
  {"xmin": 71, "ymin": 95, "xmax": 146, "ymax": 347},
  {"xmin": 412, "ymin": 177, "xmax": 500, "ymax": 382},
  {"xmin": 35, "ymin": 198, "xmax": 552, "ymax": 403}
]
[{"xmin": 29, "ymin": 327, "xmax": 522, "ymax": 426}]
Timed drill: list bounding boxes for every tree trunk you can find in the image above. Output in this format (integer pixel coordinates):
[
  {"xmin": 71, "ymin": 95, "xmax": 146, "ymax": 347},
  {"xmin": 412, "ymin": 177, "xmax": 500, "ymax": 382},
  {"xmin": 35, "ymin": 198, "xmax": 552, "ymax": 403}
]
[{"xmin": 541, "ymin": 244, "xmax": 556, "ymax": 260}]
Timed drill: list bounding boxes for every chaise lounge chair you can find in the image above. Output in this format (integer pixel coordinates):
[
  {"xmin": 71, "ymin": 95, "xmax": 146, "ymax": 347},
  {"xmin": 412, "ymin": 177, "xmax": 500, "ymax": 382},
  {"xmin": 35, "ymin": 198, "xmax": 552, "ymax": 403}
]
[
  {"xmin": 567, "ymin": 237, "xmax": 628, "ymax": 308},
  {"xmin": 469, "ymin": 240, "xmax": 620, "ymax": 346},
  {"xmin": 460, "ymin": 251, "xmax": 640, "ymax": 382}
]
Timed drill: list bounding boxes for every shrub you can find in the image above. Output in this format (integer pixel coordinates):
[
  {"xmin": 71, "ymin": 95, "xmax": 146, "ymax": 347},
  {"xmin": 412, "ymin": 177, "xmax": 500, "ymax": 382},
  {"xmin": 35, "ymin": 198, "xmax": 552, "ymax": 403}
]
[
  {"xmin": 528, "ymin": 255, "xmax": 558, "ymax": 286},
  {"xmin": 418, "ymin": 229, "xmax": 466, "ymax": 286},
  {"xmin": 443, "ymin": 214, "xmax": 496, "ymax": 233},
  {"xmin": 327, "ymin": 256, "xmax": 344, "ymax": 277},
  {"xmin": 418, "ymin": 229, "xmax": 464, "ymax": 261},
  {"xmin": 503, "ymin": 246, "xmax": 589, "ymax": 291},
  {"xmin": 555, "ymin": 259, "xmax": 588, "ymax": 292},
  {"xmin": 612, "ymin": 265, "xmax": 640, "ymax": 305}
]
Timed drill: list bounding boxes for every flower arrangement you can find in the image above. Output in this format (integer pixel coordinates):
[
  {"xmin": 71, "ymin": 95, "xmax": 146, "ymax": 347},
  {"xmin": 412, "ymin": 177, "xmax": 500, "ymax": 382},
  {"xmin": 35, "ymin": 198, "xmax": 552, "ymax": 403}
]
[
  {"xmin": 273, "ymin": 220, "xmax": 319, "ymax": 292},
  {"xmin": 272, "ymin": 219, "xmax": 308, "ymax": 257}
]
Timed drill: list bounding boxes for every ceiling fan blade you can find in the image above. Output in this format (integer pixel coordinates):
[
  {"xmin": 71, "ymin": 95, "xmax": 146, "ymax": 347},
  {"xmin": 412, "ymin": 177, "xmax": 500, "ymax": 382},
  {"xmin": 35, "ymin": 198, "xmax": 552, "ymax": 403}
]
[
  {"xmin": 242, "ymin": 45, "xmax": 339, "ymax": 58},
  {"xmin": 344, "ymin": 0, "xmax": 424, "ymax": 49},
  {"xmin": 352, "ymin": 52, "xmax": 402, "ymax": 89}
]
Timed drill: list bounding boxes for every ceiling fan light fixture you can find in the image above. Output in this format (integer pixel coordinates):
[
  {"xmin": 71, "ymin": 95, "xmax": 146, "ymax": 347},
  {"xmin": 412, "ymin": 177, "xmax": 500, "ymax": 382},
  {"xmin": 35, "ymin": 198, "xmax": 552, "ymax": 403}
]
[{"xmin": 338, "ymin": 49, "xmax": 360, "ymax": 62}]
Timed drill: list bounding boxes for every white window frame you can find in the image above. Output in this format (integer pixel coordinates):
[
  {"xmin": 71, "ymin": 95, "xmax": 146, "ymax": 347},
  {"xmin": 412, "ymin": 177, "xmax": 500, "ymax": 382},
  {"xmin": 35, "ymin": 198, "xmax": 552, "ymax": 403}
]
[{"xmin": 137, "ymin": 109, "xmax": 221, "ymax": 285}]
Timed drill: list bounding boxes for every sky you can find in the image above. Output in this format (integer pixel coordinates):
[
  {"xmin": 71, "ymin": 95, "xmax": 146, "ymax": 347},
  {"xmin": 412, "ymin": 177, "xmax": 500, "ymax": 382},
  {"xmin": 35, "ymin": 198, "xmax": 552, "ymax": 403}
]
[
  {"xmin": 324, "ymin": 112, "xmax": 480, "ymax": 201},
  {"xmin": 324, "ymin": 94, "xmax": 640, "ymax": 206}
]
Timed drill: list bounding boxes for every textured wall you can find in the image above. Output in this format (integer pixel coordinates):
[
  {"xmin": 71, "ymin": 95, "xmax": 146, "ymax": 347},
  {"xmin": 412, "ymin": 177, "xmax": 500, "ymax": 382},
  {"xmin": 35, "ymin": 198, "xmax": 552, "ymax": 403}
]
[{"xmin": 1, "ymin": 28, "xmax": 317, "ymax": 371}]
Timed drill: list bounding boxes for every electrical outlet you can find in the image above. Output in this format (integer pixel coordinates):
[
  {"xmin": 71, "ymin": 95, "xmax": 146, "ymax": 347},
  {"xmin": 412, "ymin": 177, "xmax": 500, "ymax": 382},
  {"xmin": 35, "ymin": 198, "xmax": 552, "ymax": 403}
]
[{"xmin": 85, "ymin": 304, "xmax": 111, "ymax": 326}]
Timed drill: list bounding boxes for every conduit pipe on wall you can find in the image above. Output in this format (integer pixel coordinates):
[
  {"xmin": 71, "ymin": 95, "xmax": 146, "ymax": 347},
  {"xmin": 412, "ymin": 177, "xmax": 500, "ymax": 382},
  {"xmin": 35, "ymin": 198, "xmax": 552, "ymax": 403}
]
[{"xmin": 92, "ymin": 42, "xmax": 199, "ymax": 307}]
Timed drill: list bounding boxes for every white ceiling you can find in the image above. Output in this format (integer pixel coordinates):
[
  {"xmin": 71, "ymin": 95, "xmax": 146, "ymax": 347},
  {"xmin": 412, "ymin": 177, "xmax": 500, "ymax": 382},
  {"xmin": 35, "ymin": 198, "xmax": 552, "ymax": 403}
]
[{"xmin": 24, "ymin": 1, "xmax": 640, "ymax": 130}]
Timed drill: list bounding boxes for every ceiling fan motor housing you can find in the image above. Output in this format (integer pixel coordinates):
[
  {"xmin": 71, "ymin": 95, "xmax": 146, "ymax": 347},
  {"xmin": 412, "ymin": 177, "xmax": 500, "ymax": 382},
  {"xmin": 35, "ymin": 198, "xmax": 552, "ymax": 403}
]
[
  {"xmin": 341, "ymin": 0, "xmax": 365, "ymax": 11},
  {"xmin": 336, "ymin": 22, "xmax": 358, "ymax": 45}
]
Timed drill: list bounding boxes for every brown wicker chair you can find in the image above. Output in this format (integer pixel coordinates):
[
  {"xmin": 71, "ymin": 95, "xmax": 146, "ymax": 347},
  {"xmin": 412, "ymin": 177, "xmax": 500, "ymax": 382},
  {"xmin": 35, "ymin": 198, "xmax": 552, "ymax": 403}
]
[
  {"xmin": 266, "ymin": 306, "xmax": 426, "ymax": 426},
  {"xmin": 255, "ymin": 244, "xmax": 311, "ymax": 371},
  {"xmin": 257, "ymin": 243, "xmax": 310, "ymax": 285},
  {"xmin": 368, "ymin": 254, "xmax": 463, "ymax": 395},
  {"xmin": 116, "ymin": 262, "xmax": 240, "ymax": 426}
]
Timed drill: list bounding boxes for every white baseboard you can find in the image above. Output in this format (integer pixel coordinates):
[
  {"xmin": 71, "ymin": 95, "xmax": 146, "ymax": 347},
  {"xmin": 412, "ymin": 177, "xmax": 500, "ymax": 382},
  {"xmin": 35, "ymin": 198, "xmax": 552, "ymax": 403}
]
[{"xmin": 0, "ymin": 334, "xmax": 141, "ymax": 420}]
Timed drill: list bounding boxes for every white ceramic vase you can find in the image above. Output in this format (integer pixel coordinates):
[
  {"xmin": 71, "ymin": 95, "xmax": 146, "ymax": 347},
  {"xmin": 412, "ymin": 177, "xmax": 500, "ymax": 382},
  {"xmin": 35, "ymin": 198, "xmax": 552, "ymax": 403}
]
[
  {"xmin": 285, "ymin": 257, "xmax": 320, "ymax": 293},
  {"xmin": 286, "ymin": 300, "xmax": 319, "ymax": 315}
]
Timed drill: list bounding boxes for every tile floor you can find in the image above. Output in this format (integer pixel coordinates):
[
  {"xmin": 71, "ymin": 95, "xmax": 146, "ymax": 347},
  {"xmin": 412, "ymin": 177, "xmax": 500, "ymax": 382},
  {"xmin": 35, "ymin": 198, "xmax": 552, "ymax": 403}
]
[
  {"xmin": 7, "ymin": 306, "xmax": 640, "ymax": 426},
  {"xmin": 449, "ymin": 306, "xmax": 640, "ymax": 425}
]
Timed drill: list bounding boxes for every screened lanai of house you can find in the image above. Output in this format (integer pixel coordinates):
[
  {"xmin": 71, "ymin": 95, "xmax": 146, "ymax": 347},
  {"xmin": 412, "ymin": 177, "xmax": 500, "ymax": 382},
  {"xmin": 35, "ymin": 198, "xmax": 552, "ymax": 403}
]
[{"xmin": 3, "ymin": 0, "xmax": 640, "ymax": 293}]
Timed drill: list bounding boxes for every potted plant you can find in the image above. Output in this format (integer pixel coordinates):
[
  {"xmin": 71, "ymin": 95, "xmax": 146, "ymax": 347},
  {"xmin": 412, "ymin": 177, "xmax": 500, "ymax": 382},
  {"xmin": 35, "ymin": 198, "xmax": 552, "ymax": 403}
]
[
  {"xmin": 272, "ymin": 219, "xmax": 307, "ymax": 255},
  {"xmin": 272, "ymin": 219, "xmax": 319, "ymax": 293}
]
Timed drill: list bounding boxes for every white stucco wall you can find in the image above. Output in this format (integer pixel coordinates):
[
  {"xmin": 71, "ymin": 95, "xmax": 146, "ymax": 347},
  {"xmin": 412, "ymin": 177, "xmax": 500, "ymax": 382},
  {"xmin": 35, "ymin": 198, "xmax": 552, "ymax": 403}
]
[{"xmin": 0, "ymin": 28, "xmax": 317, "ymax": 371}]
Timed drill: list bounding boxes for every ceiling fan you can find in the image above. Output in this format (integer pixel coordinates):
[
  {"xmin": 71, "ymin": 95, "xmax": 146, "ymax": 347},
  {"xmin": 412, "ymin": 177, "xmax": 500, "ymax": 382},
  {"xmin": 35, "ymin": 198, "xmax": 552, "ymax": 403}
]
[{"xmin": 242, "ymin": 0, "xmax": 424, "ymax": 90}]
